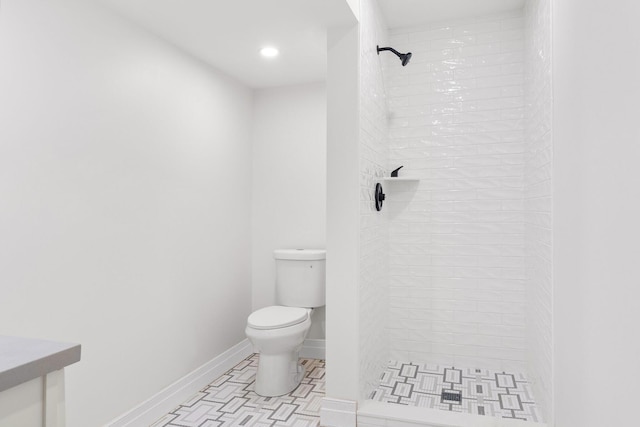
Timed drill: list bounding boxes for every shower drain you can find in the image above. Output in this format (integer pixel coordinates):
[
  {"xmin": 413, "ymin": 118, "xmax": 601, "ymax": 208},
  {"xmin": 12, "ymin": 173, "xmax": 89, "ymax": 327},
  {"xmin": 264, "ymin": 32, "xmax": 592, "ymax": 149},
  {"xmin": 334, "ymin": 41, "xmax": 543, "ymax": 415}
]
[{"xmin": 441, "ymin": 389, "xmax": 462, "ymax": 404}]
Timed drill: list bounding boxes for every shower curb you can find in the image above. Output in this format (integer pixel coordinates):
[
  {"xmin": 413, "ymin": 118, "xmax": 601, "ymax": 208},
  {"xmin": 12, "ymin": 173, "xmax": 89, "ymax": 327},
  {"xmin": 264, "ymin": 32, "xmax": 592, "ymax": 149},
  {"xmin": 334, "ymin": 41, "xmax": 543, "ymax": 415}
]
[{"xmin": 358, "ymin": 401, "xmax": 547, "ymax": 427}]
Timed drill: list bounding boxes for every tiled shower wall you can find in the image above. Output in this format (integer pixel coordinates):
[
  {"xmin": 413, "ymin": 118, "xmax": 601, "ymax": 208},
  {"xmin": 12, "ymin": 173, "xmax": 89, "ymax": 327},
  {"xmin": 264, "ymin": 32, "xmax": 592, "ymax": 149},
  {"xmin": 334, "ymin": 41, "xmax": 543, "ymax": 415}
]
[
  {"xmin": 524, "ymin": 0, "xmax": 553, "ymax": 420},
  {"xmin": 384, "ymin": 11, "xmax": 527, "ymax": 372},
  {"xmin": 359, "ymin": 0, "xmax": 390, "ymax": 399}
]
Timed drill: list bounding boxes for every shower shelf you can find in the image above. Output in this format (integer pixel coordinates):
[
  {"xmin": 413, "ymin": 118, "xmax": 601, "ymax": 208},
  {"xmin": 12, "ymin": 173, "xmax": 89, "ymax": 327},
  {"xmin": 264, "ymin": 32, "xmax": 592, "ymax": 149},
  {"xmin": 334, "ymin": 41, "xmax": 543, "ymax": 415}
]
[{"xmin": 381, "ymin": 177, "xmax": 419, "ymax": 182}]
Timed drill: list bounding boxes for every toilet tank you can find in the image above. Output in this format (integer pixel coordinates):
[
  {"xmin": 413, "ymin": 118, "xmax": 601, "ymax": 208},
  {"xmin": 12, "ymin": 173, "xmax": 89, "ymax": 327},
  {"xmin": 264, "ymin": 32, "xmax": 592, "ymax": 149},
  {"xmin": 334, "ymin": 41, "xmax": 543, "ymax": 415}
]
[{"xmin": 274, "ymin": 249, "xmax": 326, "ymax": 308}]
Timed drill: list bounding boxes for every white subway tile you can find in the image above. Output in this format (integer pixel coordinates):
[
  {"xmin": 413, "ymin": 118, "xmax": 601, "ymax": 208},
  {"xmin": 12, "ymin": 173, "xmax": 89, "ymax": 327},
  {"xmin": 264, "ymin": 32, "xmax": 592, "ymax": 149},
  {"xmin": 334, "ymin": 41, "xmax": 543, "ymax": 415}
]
[
  {"xmin": 406, "ymin": 309, "xmax": 454, "ymax": 322},
  {"xmin": 385, "ymin": 9, "xmax": 535, "ymax": 373},
  {"xmin": 478, "ymin": 324, "xmax": 524, "ymax": 338},
  {"xmin": 431, "ymin": 277, "xmax": 478, "ymax": 289},
  {"xmin": 454, "ymin": 333, "xmax": 503, "ymax": 347},
  {"xmin": 502, "ymin": 314, "xmax": 526, "ymax": 326},
  {"xmin": 432, "ymin": 321, "xmax": 478, "ymax": 335},
  {"xmin": 454, "ymin": 311, "xmax": 502, "ymax": 324}
]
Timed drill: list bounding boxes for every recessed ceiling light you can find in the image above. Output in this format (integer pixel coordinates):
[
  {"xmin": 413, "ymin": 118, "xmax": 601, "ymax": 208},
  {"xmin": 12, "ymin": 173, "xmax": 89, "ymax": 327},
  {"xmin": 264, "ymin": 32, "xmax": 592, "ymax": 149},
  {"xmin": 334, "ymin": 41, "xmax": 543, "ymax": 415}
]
[{"xmin": 260, "ymin": 47, "xmax": 279, "ymax": 58}]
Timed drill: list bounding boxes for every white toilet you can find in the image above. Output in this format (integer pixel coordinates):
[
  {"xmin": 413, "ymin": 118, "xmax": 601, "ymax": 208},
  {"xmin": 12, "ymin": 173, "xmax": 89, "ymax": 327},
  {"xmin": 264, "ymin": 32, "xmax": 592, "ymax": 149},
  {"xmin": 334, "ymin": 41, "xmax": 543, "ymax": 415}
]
[{"xmin": 245, "ymin": 249, "xmax": 325, "ymax": 397}]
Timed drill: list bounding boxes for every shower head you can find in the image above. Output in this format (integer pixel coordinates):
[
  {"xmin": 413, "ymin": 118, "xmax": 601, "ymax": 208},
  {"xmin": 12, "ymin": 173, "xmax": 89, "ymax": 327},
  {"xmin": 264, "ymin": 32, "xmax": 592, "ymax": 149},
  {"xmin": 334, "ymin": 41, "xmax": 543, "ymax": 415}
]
[
  {"xmin": 377, "ymin": 45, "xmax": 412, "ymax": 66},
  {"xmin": 400, "ymin": 51, "xmax": 412, "ymax": 66}
]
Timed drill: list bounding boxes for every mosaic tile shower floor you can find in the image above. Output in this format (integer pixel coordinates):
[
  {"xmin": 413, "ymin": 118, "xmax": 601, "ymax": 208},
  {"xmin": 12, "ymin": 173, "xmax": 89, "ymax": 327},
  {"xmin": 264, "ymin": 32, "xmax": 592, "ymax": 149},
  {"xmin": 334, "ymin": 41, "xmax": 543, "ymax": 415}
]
[
  {"xmin": 152, "ymin": 354, "xmax": 324, "ymax": 427},
  {"xmin": 370, "ymin": 360, "xmax": 543, "ymax": 423}
]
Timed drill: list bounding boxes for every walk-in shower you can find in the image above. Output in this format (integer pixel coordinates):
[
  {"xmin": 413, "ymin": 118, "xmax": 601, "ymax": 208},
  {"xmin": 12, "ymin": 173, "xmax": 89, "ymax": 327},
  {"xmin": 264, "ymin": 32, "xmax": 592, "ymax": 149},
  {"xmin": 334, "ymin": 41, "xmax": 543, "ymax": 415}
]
[{"xmin": 352, "ymin": 0, "xmax": 553, "ymax": 425}]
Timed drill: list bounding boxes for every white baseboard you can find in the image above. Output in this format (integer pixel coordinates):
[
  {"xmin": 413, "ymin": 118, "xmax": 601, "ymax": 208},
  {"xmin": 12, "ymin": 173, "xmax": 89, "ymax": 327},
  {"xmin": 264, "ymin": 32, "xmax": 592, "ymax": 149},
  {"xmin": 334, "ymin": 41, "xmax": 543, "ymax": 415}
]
[
  {"xmin": 301, "ymin": 339, "xmax": 325, "ymax": 359},
  {"xmin": 105, "ymin": 339, "xmax": 252, "ymax": 427},
  {"xmin": 320, "ymin": 397, "xmax": 357, "ymax": 427}
]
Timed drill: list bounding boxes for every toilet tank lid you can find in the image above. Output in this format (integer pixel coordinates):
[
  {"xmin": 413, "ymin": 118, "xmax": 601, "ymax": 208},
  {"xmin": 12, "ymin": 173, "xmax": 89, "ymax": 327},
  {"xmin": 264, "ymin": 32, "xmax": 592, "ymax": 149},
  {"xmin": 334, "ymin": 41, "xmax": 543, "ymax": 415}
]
[{"xmin": 274, "ymin": 249, "xmax": 326, "ymax": 260}]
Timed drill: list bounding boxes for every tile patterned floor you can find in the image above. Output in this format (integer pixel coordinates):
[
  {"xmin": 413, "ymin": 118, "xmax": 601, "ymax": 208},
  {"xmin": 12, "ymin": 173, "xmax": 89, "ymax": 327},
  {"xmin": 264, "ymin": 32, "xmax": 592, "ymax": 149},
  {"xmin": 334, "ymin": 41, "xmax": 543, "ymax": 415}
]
[
  {"xmin": 370, "ymin": 360, "xmax": 543, "ymax": 423},
  {"xmin": 152, "ymin": 355, "xmax": 324, "ymax": 427}
]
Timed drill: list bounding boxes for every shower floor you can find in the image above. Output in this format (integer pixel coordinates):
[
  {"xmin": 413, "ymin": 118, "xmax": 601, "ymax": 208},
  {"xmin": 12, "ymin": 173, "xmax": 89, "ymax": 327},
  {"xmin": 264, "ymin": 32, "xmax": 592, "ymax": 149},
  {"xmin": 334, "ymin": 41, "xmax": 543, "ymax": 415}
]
[{"xmin": 370, "ymin": 361, "xmax": 543, "ymax": 423}]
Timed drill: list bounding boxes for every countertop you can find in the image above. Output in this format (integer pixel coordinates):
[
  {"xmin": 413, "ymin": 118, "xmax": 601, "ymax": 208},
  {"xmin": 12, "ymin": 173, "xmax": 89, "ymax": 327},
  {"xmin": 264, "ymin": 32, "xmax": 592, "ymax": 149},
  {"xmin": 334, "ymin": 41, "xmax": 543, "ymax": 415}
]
[{"xmin": 0, "ymin": 336, "xmax": 81, "ymax": 392}]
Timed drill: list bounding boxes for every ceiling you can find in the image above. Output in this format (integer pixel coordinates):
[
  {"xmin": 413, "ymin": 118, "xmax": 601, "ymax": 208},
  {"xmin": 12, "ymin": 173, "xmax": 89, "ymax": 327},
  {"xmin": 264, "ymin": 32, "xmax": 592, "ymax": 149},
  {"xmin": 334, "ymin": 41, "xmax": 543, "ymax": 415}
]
[
  {"xmin": 98, "ymin": 0, "xmax": 356, "ymax": 88},
  {"xmin": 378, "ymin": 0, "xmax": 526, "ymax": 29},
  {"xmin": 97, "ymin": 0, "xmax": 525, "ymax": 89}
]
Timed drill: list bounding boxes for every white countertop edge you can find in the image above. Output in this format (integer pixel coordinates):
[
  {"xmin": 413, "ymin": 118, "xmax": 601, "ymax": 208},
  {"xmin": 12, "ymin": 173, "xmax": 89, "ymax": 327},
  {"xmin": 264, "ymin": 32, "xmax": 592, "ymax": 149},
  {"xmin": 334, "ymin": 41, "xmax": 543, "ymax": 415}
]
[{"xmin": 0, "ymin": 336, "xmax": 81, "ymax": 392}]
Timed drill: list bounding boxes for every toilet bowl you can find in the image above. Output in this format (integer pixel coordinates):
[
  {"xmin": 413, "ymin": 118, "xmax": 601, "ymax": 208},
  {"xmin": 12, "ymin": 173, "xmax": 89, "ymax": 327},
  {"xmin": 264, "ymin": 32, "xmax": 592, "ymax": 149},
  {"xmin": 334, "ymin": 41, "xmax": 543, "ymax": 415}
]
[
  {"xmin": 245, "ymin": 249, "xmax": 325, "ymax": 397},
  {"xmin": 245, "ymin": 306, "xmax": 312, "ymax": 396}
]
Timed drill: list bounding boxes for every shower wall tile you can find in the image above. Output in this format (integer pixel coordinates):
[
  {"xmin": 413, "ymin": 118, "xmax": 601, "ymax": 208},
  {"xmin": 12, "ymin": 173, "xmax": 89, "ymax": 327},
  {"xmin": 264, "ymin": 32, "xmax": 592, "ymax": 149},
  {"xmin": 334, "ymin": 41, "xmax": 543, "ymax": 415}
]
[
  {"xmin": 385, "ymin": 11, "xmax": 526, "ymax": 373},
  {"xmin": 524, "ymin": 0, "xmax": 553, "ymax": 421},
  {"xmin": 359, "ymin": 0, "xmax": 390, "ymax": 400}
]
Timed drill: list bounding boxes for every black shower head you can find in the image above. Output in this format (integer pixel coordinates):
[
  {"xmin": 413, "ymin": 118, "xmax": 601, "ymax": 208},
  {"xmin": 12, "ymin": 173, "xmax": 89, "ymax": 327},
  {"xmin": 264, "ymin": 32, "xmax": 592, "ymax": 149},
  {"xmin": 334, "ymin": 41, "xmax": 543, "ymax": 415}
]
[
  {"xmin": 377, "ymin": 45, "xmax": 412, "ymax": 66},
  {"xmin": 400, "ymin": 51, "xmax": 412, "ymax": 66}
]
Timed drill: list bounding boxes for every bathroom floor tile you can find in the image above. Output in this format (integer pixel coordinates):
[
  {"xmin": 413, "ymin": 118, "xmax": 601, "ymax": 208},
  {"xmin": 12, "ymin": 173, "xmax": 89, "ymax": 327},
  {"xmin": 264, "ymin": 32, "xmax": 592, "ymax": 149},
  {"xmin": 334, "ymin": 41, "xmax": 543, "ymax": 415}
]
[
  {"xmin": 153, "ymin": 354, "xmax": 324, "ymax": 427},
  {"xmin": 370, "ymin": 361, "xmax": 543, "ymax": 423}
]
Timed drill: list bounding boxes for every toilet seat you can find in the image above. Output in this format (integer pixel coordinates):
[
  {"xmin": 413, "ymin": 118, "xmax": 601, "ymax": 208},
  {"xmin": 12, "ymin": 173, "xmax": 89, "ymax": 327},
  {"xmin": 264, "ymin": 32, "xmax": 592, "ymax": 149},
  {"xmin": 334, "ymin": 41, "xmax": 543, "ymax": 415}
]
[{"xmin": 247, "ymin": 306, "xmax": 308, "ymax": 330}]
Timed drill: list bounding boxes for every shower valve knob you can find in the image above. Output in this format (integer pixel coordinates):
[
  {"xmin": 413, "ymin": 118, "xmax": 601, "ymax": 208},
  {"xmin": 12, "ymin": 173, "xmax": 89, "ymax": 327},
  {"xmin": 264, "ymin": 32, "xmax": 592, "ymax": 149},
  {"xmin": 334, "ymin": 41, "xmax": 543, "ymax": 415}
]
[{"xmin": 375, "ymin": 183, "xmax": 385, "ymax": 211}]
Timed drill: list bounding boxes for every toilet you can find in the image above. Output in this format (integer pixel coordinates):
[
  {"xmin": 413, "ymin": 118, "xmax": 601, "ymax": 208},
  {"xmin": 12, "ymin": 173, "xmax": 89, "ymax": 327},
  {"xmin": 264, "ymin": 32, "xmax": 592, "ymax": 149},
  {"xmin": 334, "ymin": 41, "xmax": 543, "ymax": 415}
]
[{"xmin": 245, "ymin": 249, "xmax": 325, "ymax": 397}]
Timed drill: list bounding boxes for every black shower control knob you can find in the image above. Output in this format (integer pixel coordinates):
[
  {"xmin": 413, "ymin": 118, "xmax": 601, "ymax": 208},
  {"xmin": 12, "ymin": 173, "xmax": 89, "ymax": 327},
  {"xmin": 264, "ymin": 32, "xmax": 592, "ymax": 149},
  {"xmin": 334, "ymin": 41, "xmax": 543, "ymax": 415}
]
[{"xmin": 375, "ymin": 182, "xmax": 385, "ymax": 211}]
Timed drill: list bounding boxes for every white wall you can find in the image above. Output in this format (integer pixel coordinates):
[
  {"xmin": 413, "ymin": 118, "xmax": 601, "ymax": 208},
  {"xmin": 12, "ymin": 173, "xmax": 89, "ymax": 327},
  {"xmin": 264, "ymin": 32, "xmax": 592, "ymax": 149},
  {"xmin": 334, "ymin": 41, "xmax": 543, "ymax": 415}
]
[
  {"xmin": 524, "ymin": 0, "xmax": 553, "ymax": 421},
  {"xmin": 385, "ymin": 11, "xmax": 527, "ymax": 372},
  {"xmin": 346, "ymin": 0, "xmax": 361, "ymax": 21},
  {"xmin": 553, "ymin": 1, "xmax": 640, "ymax": 426},
  {"xmin": 0, "ymin": 1, "xmax": 253, "ymax": 426},
  {"xmin": 358, "ymin": 0, "xmax": 390, "ymax": 400},
  {"xmin": 251, "ymin": 82, "xmax": 327, "ymax": 338},
  {"xmin": 325, "ymin": 22, "xmax": 360, "ymax": 401}
]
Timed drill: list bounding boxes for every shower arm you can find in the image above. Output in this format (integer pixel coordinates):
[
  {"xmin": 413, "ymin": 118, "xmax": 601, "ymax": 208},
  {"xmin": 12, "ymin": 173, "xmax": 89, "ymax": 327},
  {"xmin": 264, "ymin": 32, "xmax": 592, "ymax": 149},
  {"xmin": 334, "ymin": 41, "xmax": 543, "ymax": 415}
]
[{"xmin": 377, "ymin": 46, "xmax": 402, "ymax": 56}]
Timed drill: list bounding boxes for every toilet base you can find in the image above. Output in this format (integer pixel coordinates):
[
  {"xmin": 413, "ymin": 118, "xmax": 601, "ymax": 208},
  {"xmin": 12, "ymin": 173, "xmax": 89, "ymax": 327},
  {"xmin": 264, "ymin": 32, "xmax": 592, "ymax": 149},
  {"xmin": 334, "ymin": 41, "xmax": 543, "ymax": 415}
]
[
  {"xmin": 254, "ymin": 351, "xmax": 306, "ymax": 397},
  {"xmin": 245, "ymin": 311, "xmax": 312, "ymax": 397}
]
